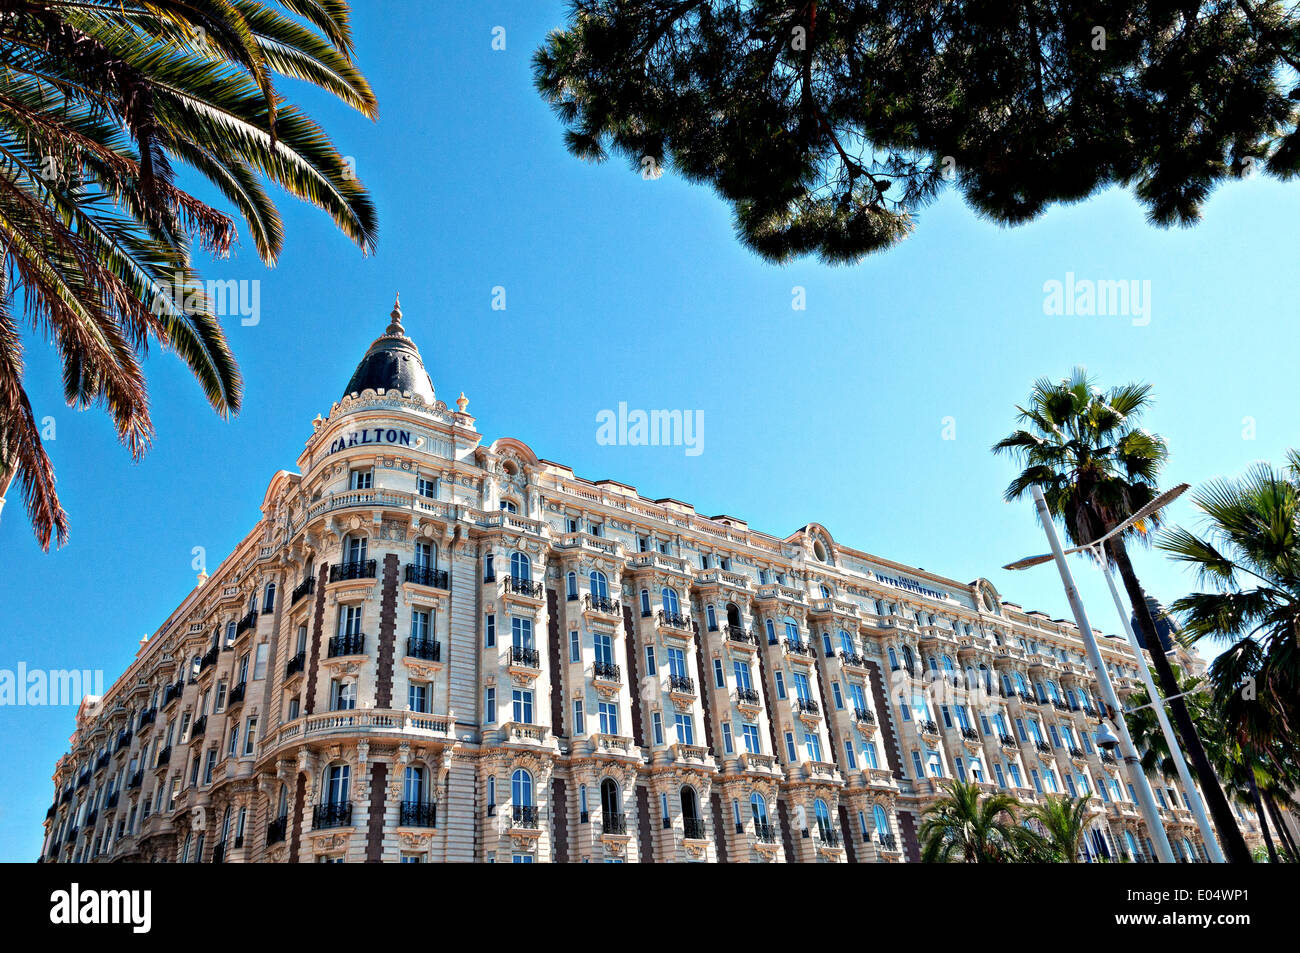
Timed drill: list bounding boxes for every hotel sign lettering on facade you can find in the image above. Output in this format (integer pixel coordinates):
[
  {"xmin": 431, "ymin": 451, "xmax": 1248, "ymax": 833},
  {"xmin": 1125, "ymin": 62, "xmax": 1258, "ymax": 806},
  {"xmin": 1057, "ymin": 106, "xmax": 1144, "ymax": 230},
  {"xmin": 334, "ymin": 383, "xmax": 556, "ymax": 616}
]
[{"xmin": 326, "ymin": 427, "xmax": 413, "ymax": 455}]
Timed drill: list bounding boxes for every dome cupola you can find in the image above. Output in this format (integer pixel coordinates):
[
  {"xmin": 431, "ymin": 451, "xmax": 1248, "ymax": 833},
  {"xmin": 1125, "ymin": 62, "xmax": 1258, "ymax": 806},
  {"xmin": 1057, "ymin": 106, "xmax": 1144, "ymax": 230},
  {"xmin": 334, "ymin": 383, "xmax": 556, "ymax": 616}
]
[{"xmin": 341, "ymin": 295, "xmax": 435, "ymax": 403}]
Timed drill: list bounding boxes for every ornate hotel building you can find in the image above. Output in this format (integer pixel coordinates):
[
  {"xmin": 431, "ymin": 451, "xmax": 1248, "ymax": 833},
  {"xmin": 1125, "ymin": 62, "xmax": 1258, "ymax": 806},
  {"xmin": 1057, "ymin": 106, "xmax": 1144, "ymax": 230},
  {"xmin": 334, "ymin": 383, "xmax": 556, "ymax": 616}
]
[{"xmin": 40, "ymin": 299, "xmax": 1262, "ymax": 864}]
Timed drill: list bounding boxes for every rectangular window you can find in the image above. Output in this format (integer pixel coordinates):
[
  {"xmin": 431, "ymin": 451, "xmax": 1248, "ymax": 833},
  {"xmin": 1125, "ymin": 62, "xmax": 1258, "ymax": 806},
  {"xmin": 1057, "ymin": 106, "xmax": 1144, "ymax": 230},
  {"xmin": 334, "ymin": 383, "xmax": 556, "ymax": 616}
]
[
  {"xmin": 350, "ymin": 469, "xmax": 372, "ymax": 490},
  {"xmin": 214, "ymin": 679, "xmax": 227, "ymax": 713},
  {"xmin": 843, "ymin": 739, "xmax": 857, "ymax": 769},
  {"xmin": 721, "ymin": 722, "xmax": 734, "ymax": 755},
  {"xmin": 511, "ymin": 617, "xmax": 533, "ymax": 649},
  {"xmin": 203, "ymin": 749, "xmax": 216, "ymax": 785},
  {"xmin": 512, "ymin": 689, "xmax": 534, "ymax": 725},
  {"xmin": 573, "ymin": 699, "xmax": 585, "ymax": 735},
  {"xmin": 288, "ymin": 698, "xmax": 300, "ymax": 721},
  {"xmin": 408, "ymin": 682, "xmax": 429, "ymax": 713},
  {"xmin": 652, "ymin": 711, "xmax": 664, "ymax": 746},
  {"xmin": 330, "ymin": 679, "xmax": 355, "ymax": 711},
  {"xmin": 911, "ymin": 750, "xmax": 924, "ymax": 779},
  {"xmin": 645, "ymin": 645, "xmax": 656, "ymax": 674},
  {"xmin": 804, "ymin": 733, "xmax": 822, "ymax": 762},
  {"xmin": 417, "ymin": 476, "xmax": 437, "ymax": 499},
  {"xmin": 227, "ymin": 724, "xmax": 239, "ymax": 758},
  {"xmin": 243, "ymin": 717, "xmax": 257, "ymax": 757},
  {"xmin": 713, "ymin": 658, "xmax": 725, "ymax": 689},
  {"xmin": 411, "ymin": 609, "xmax": 431, "ymax": 641},
  {"xmin": 485, "ymin": 613, "xmax": 495, "ymax": 647},
  {"xmin": 863, "ymin": 742, "xmax": 878, "ymax": 770},
  {"xmin": 484, "ymin": 687, "xmax": 496, "ymax": 723},
  {"xmin": 253, "ymin": 643, "xmax": 268, "ymax": 680},
  {"xmin": 673, "ymin": 713, "xmax": 694, "ymax": 745},
  {"xmin": 666, "ymin": 647, "xmax": 687, "ymax": 680},
  {"xmin": 831, "ymin": 683, "xmax": 844, "ymax": 710},
  {"xmin": 594, "ymin": 633, "xmax": 613, "ymax": 667},
  {"xmin": 742, "ymin": 723, "xmax": 761, "ymax": 754},
  {"xmin": 1009, "ymin": 764, "xmax": 1023, "ymax": 787},
  {"xmin": 569, "ymin": 630, "xmax": 580, "ymax": 663},
  {"xmin": 994, "ymin": 763, "xmax": 1006, "ymax": 787},
  {"xmin": 784, "ymin": 731, "xmax": 797, "ymax": 763},
  {"xmin": 774, "ymin": 671, "xmax": 786, "ymax": 700},
  {"xmin": 598, "ymin": 701, "xmax": 618, "ymax": 735}
]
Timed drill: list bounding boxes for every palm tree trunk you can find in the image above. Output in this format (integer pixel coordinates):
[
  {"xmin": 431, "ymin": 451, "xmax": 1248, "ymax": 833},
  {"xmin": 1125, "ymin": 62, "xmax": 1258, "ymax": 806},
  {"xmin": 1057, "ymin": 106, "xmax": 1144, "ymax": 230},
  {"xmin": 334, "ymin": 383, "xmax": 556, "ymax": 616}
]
[
  {"xmin": 1265, "ymin": 794, "xmax": 1297, "ymax": 861},
  {"xmin": 1248, "ymin": 772, "xmax": 1278, "ymax": 863},
  {"xmin": 1107, "ymin": 541, "xmax": 1254, "ymax": 863}
]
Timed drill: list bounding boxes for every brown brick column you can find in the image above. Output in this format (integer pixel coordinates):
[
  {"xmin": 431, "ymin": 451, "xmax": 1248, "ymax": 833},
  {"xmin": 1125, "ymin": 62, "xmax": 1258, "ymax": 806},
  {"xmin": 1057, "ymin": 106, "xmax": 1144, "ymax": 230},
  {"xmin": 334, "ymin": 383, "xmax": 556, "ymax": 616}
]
[
  {"xmin": 288, "ymin": 774, "xmax": 306, "ymax": 863},
  {"xmin": 552, "ymin": 777, "xmax": 568, "ymax": 863},
  {"xmin": 365, "ymin": 763, "xmax": 388, "ymax": 862},
  {"xmin": 865, "ymin": 660, "xmax": 905, "ymax": 778},
  {"xmin": 709, "ymin": 791, "xmax": 729, "ymax": 862},
  {"xmin": 546, "ymin": 589, "xmax": 564, "ymax": 734},
  {"xmin": 303, "ymin": 564, "xmax": 329, "ymax": 716},
  {"xmin": 635, "ymin": 785, "xmax": 655, "ymax": 863},
  {"xmin": 374, "ymin": 554, "xmax": 400, "ymax": 709},
  {"xmin": 622, "ymin": 606, "xmax": 643, "ymax": 743}
]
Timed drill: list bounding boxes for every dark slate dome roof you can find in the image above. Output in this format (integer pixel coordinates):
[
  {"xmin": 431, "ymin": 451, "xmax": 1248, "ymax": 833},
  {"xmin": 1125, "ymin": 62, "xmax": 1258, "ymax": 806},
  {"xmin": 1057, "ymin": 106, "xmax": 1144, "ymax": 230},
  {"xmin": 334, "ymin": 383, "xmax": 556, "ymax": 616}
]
[{"xmin": 342, "ymin": 296, "xmax": 435, "ymax": 403}]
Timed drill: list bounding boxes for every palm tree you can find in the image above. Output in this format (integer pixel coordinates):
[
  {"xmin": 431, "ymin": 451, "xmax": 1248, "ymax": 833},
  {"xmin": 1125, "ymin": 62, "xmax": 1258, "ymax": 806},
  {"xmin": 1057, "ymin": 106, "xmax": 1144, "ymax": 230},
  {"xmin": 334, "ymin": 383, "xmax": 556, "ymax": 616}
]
[
  {"xmin": 993, "ymin": 368, "xmax": 1252, "ymax": 862},
  {"xmin": 0, "ymin": 0, "xmax": 378, "ymax": 549},
  {"xmin": 919, "ymin": 779, "xmax": 1037, "ymax": 862},
  {"xmin": 1158, "ymin": 454, "xmax": 1300, "ymax": 861},
  {"xmin": 1025, "ymin": 795, "xmax": 1093, "ymax": 862}
]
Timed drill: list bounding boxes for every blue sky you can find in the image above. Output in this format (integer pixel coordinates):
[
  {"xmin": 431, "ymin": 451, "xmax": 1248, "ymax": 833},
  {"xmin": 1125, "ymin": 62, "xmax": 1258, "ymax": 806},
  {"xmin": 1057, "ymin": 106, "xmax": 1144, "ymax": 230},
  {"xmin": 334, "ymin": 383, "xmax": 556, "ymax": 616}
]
[{"xmin": 2, "ymin": 2, "xmax": 1297, "ymax": 861}]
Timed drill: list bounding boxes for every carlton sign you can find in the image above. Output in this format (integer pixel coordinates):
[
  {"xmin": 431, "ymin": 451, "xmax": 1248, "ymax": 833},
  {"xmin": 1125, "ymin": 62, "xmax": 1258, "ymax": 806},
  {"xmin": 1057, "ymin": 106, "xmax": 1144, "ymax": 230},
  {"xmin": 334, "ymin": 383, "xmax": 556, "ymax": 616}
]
[{"xmin": 326, "ymin": 427, "xmax": 413, "ymax": 455}]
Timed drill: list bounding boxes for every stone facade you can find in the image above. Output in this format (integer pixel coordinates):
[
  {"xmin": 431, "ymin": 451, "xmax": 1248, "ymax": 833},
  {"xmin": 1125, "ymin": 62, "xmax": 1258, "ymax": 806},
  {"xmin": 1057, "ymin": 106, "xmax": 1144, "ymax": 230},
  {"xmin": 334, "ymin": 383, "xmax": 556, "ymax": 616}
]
[{"xmin": 39, "ymin": 301, "xmax": 1264, "ymax": 863}]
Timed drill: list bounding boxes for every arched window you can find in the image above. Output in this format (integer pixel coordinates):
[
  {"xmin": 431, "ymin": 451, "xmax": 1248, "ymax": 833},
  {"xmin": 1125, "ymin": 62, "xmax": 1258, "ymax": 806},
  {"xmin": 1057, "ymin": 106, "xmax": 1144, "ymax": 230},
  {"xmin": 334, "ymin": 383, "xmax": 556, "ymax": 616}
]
[
  {"xmin": 765, "ymin": 619, "xmax": 777, "ymax": 644},
  {"xmin": 1124, "ymin": 830, "xmax": 1139, "ymax": 860},
  {"xmin": 750, "ymin": 792, "xmax": 769, "ymax": 824},
  {"xmin": 276, "ymin": 783, "xmax": 289, "ymax": 819},
  {"xmin": 783, "ymin": 617, "xmax": 800, "ymax": 642},
  {"xmin": 324, "ymin": 763, "xmax": 350, "ymax": 805},
  {"xmin": 220, "ymin": 806, "xmax": 232, "ymax": 845},
  {"xmin": 887, "ymin": 646, "xmax": 899, "ymax": 670},
  {"xmin": 814, "ymin": 798, "xmax": 832, "ymax": 838},
  {"xmin": 901, "ymin": 645, "xmax": 916, "ymax": 672},
  {"xmin": 820, "ymin": 584, "xmax": 832, "ymax": 598},
  {"xmin": 726, "ymin": 603, "xmax": 741, "ymax": 627},
  {"xmin": 600, "ymin": 777, "xmax": 619, "ymax": 817},
  {"xmin": 510, "ymin": 551, "xmax": 531, "ymax": 581},
  {"xmin": 680, "ymin": 786, "xmax": 700, "ymax": 823},
  {"xmin": 512, "ymin": 768, "xmax": 534, "ymax": 807},
  {"xmin": 873, "ymin": 804, "xmax": 889, "ymax": 835},
  {"xmin": 1014, "ymin": 672, "xmax": 1029, "ymax": 695},
  {"xmin": 589, "ymin": 570, "xmax": 608, "ymax": 600},
  {"xmin": 565, "ymin": 572, "xmax": 577, "ymax": 600},
  {"xmin": 403, "ymin": 765, "xmax": 425, "ymax": 805},
  {"xmin": 191, "ymin": 655, "xmax": 202, "ymax": 679},
  {"xmin": 822, "ymin": 631, "xmax": 833, "ymax": 656},
  {"xmin": 263, "ymin": 582, "xmax": 276, "ymax": 613},
  {"xmin": 839, "ymin": 630, "xmax": 854, "ymax": 656},
  {"xmin": 661, "ymin": 587, "xmax": 680, "ymax": 616},
  {"xmin": 500, "ymin": 499, "xmax": 518, "ymax": 514}
]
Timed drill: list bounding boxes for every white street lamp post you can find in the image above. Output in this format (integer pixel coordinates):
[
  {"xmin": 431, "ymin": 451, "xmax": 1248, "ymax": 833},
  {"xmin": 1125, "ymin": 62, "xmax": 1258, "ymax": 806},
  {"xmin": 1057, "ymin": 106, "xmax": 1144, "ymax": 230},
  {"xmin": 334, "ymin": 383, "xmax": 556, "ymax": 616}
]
[{"xmin": 1026, "ymin": 485, "xmax": 1177, "ymax": 863}]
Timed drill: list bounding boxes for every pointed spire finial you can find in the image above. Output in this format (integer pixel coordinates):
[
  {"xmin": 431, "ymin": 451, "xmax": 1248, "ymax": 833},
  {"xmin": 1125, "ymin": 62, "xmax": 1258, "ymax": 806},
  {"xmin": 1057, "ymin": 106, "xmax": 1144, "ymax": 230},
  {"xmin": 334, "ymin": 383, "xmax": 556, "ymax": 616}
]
[{"xmin": 386, "ymin": 293, "xmax": 404, "ymax": 335}]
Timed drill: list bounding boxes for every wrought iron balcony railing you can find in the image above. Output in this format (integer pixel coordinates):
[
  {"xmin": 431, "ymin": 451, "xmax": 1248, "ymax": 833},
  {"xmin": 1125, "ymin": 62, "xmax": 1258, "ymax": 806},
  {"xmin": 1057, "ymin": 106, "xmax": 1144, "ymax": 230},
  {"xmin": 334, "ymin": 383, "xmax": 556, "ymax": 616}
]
[
  {"xmin": 794, "ymin": 697, "xmax": 821, "ymax": 716},
  {"xmin": 155, "ymin": 746, "xmax": 171, "ymax": 769},
  {"xmin": 784, "ymin": 638, "xmax": 814, "ymax": 657},
  {"xmin": 266, "ymin": 814, "xmax": 288, "ymax": 845},
  {"xmin": 754, "ymin": 821, "xmax": 777, "ymax": 843},
  {"xmin": 291, "ymin": 576, "xmax": 315, "ymax": 605},
  {"xmin": 329, "ymin": 559, "xmax": 377, "ymax": 583},
  {"xmin": 227, "ymin": 681, "xmax": 246, "ymax": 706},
  {"xmin": 503, "ymin": 575, "xmax": 544, "ymax": 598},
  {"xmin": 584, "ymin": 594, "xmax": 621, "ymax": 615},
  {"xmin": 189, "ymin": 715, "xmax": 207, "ymax": 740},
  {"xmin": 839, "ymin": 650, "xmax": 869, "ymax": 667},
  {"xmin": 726, "ymin": 625, "xmax": 757, "ymax": 645},
  {"xmin": 236, "ymin": 609, "xmax": 258, "ymax": 635},
  {"xmin": 657, "ymin": 609, "xmax": 690, "ymax": 630},
  {"xmin": 602, "ymin": 812, "xmax": 627, "ymax": 835},
  {"xmin": 285, "ymin": 650, "xmax": 306, "ymax": 679},
  {"xmin": 682, "ymin": 817, "xmax": 706, "ymax": 840},
  {"xmin": 511, "ymin": 804, "xmax": 539, "ymax": 829},
  {"xmin": 405, "ymin": 564, "xmax": 449, "ymax": 589},
  {"xmin": 853, "ymin": 707, "xmax": 876, "ymax": 725},
  {"xmin": 399, "ymin": 801, "xmax": 437, "ymax": 828},
  {"xmin": 406, "ymin": 638, "xmax": 441, "ymax": 662},
  {"xmin": 960, "ymin": 726, "xmax": 980, "ymax": 742},
  {"xmin": 593, "ymin": 660, "xmax": 621, "ymax": 682},
  {"xmin": 328, "ymin": 633, "xmax": 366, "ymax": 657},
  {"xmin": 736, "ymin": 687, "xmax": 761, "ymax": 705},
  {"xmin": 313, "ymin": 801, "xmax": 353, "ymax": 830},
  {"xmin": 509, "ymin": 645, "xmax": 541, "ymax": 669},
  {"xmin": 668, "ymin": 674, "xmax": 695, "ymax": 695}
]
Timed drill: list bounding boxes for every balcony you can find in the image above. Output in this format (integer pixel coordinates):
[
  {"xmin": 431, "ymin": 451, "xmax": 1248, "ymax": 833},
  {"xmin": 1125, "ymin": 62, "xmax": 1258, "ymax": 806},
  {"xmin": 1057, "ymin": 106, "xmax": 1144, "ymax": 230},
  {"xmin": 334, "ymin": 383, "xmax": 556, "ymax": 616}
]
[
  {"xmin": 115, "ymin": 729, "xmax": 133, "ymax": 751},
  {"xmin": 266, "ymin": 814, "xmax": 288, "ymax": 845},
  {"xmin": 736, "ymin": 686, "xmax": 761, "ymax": 706},
  {"xmin": 127, "ymin": 770, "xmax": 143, "ymax": 789},
  {"xmin": 959, "ymin": 727, "xmax": 980, "ymax": 742},
  {"xmin": 1100, "ymin": 750, "xmax": 1117, "ymax": 765},
  {"xmin": 235, "ymin": 609, "xmax": 258, "ymax": 635},
  {"xmin": 668, "ymin": 673, "xmax": 695, "ymax": 696},
  {"xmin": 405, "ymin": 564, "xmax": 449, "ymax": 589},
  {"xmin": 329, "ymin": 559, "xmax": 376, "ymax": 583},
  {"xmin": 105, "ymin": 791, "xmax": 119, "ymax": 809},
  {"xmin": 399, "ymin": 801, "xmax": 437, "ymax": 828},
  {"xmin": 583, "ymin": 594, "xmax": 621, "ymax": 617},
  {"xmin": 510, "ymin": 805, "xmax": 539, "ymax": 830},
  {"xmin": 783, "ymin": 638, "xmax": 814, "ymax": 659},
  {"xmin": 754, "ymin": 821, "xmax": 777, "ymax": 844},
  {"xmin": 818, "ymin": 828, "xmax": 842, "ymax": 848},
  {"xmin": 502, "ymin": 575, "xmax": 544, "ymax": 600},
  {"xmin": 794, "ymin": 697, "xmax": 821, "ymax": 717},
  {"xmin": 853, "ymin": 707, "xmax": 876, "ymax": 725},
  {"xmin": 291, "ymin": 576, "xmax": 315, "ymax": 605},
  {"xmin": 999, "ymin": 733, "xmax": 1017, "ymax": 749},
  {"xmin": 227, "ymin": 681, "xmax": 247, "ymax": 707},
  {"xmin": 918, "ymin": 719, "xmax": 939, "ymax": 736},
  {"xmin": 726, "ymin": 624, "xmax": 757, "ymax": 646},
  {"xmin": 1068, "ymin": 746, "xmax": 1087, "ymax": 760},
  {"xmin": 328, "ymin": 633, "xmax": 366, "ymax": 658},
  {"xmin": 601, "ymin": 812, "xmax": 628, "ymax": 836},
  {"xmin": 1034, "ymin": 740, "xmax": 1053, "ymax": 755},
  {"xmin": 190, "ymin": 715, "xmax": 207, "ymax": 740},
  {"xmin": 199, "ymin": 646, "xmax": 219, "ymax": 673},
  {"xmin": 682, "ymin": 817, "xmax": 707, "ymax": 840},
  {"xmin": 839, "ymin": 650, "xmax": 870, "ymax": 670},
  {"xmin": 657, "ymin": 609, "xmax": 691, "ymax": 631},
  {"xmin": 163, "ymin": 679, "xmax": 185, "ymax": 707},
  {"xmin": 138, "ymin": 708, "xmax": 157, "ymax": 730},
  {"xmin": 508, "ymin": 645, "xmax": 541, "ymax": 669},
  {"xmin": 877, "ymin": 831, "xmax": 899, "ymax": 852},
  {"xmin": 593, "ymin": 660, "xmax": 621, "ymax": 683},
  {"xmin": 94, "ymin": 752, "xmax": 110, "ymax": 771},
  {"xmin": 155, "ymin": 745, "xmax": 171, "ymax": 768},
  {"xmin": 212, "ymin": 840, "xmax": 226, "ymax": 864},
  {"xmin": 406, "ymin": 638, "xmax": 441, "ymax": 662},
  {"xmin": 285, "ymin": 650, "xmax": 306, "ymax": 679},
  {"xmin": 313, "ymin": 801, "xmax": 353, "ymax": 830}
]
